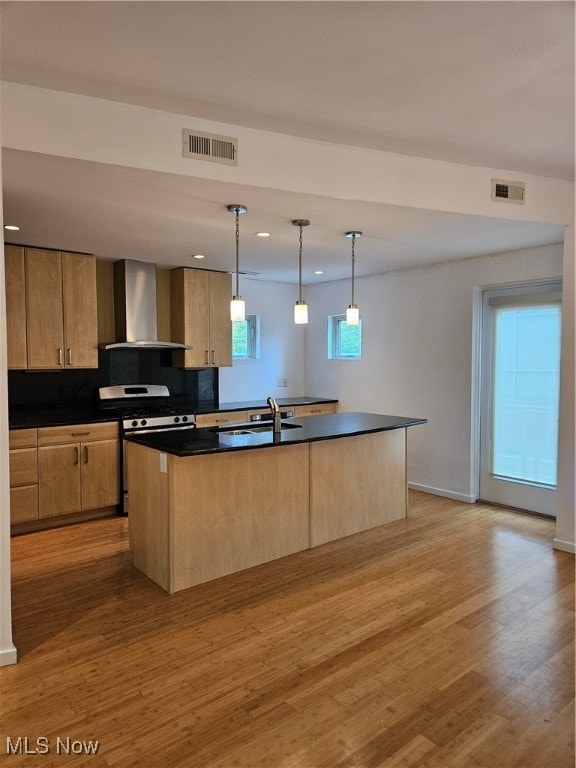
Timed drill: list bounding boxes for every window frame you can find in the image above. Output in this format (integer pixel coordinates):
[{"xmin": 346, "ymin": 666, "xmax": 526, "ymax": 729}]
[
  {"xmin": 232, "ymin": 314, "xmax": 260, "ymax": 360},
  {"xmin": 328, "ymin": 314, "xmax": 362, "ymax": 360}
]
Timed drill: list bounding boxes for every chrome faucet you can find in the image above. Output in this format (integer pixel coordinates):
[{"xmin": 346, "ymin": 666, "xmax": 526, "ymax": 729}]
[{"xmin": 267, "ymin": 396, "xmax": 282, "ymax": 435}]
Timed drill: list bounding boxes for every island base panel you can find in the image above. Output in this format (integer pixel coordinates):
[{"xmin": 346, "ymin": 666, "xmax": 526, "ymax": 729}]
[
  {"xmin": 310, "ymin": 429, "xmax": 407, "ymax": 547},
  {"xmin": 169, "ymin": 444, "xmax": 310, "ymax": 591},
  {"xmin": 127, "ymin": 442, "xmax": 170, "ymax": 592}
]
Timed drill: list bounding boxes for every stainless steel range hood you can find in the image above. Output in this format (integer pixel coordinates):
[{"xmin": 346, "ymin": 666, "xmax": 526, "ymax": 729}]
[{"xmin": 104, "ymin": 259, "xmax": 191, "ymax": 350}]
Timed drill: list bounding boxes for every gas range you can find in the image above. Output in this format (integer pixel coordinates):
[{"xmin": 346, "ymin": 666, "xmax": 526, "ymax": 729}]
[{"xmin": 98, "ymin": 385, "xmax": 197, "ymax": 434}]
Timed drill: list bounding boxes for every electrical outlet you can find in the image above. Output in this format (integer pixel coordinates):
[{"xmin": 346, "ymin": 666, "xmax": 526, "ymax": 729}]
[
  {"xmin": 283, "ymin": 378, "xmax": 288, "ymax": 387},
  {"xmin": 276, "ymin": 377, "xmax": 283, "ymax": 387}
]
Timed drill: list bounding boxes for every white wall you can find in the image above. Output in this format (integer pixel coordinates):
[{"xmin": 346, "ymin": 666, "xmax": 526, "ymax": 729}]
[
  {"xmin": 219, "ymin": 276, "xmax": 306, "ymax": 403},
  {"xmin": 305, "ymin": 244, "xmax": 564, "ymax": 502},
  {"xmin": 554, "ymin": 225, "xmax": 575, "ymax": 553},
  {"xmin": 0, "ymin": 86, "xmax": 17, "ymax": 664}
]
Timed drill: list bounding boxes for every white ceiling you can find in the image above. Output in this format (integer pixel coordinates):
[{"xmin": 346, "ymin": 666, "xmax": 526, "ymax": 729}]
[{"xmin": 0, "ymin": 1, "xmax": 572, "ymax": 283}]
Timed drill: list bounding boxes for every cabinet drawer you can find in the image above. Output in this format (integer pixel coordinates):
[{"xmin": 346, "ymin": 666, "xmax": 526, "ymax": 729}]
[
  {"xmin": 294, "ymin": 403, "xmax": 338, "ymax": 417},
  {"xmin": 10, "ymin": 485, "xmax": 39, "ymax": 523},
  {"xmin": 195, "ymin": 411, "xmax": 249, "ymax": 428},
  {"xmin": 9, "ymin": 428, "xmax": 38, "ymax": 450},
  {"xmin": 38, "ymin": 421, "xmax": 119, "ymax": 446},
  {"xmin": 9, "ymin": 448, "xmax": 38, "ymax": 486}
]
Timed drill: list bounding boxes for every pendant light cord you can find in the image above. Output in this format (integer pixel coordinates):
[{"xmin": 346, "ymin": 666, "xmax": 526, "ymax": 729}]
[
  {"xmin": 235, "ymin": 208, "xmax": 240, "ymax": 297},
  {"xmin": 351, "ymin": 234, "xmax": 356, "ymax": 306},
  {"xmin": 298, "ymin": 224, "xmax": 303, "ymax": 302}
]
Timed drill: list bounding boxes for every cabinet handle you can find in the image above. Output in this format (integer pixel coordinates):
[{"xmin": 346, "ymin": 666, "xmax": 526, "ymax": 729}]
[
  {"xmin": 58, "ymin": 348, "xmax": 63, "ymax": 366},
  {"xmin": 67, "ymin": 348, "xmax": 72, "ymax": 366},
  {"xmin": 204, "ymin": 350, "xmax": 209, "ymax": 365},
  {"xmin": 211, "ymin": 350, "xmax": 215, "ymax": 364},
  {"xmin": 74, "ymin": 447, "xmax": 79, "ymax": 465},
  {"xmin": 83, "ymin": 446, "xmax": 88, "ymax": 464}
]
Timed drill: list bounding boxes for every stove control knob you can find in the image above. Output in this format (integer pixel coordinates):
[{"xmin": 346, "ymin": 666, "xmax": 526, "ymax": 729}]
[
  {"xmin": 131, "ymin": 420, "xmax": 138, "ymax": 427},
  {"xmin": 182, "ymin": 416, "xmax": 189, "ymax": 423},
  {"xmin": 174, "ymin": 416, "xmax": 181, "ymax": 423},
  {"xmin": 141, "ymin": 419, "xmax": 147, "ymax": 426}
]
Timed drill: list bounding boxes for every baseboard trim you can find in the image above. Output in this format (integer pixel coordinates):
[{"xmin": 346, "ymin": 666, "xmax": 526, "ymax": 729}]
[
  {"xmin": 553, "ymin": 538, "xmax": 576, "ymax": 554},
  {"xmin": 0, "ymin": 643, "xmax": 18, "ymax": 666},
  {"xmin": 408, "ymin": 482, "xmax": 475, "ymax": 504}
]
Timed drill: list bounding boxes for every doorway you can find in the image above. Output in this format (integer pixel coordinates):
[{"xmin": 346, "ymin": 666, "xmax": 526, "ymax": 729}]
[{"xmin": 479, "ymin": 282, "xmax": 562, "ymax": 516}]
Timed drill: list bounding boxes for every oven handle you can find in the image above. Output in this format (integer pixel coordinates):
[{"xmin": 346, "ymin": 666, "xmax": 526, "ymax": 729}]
[{"xmin": 123, "ymin": 424, "xmax": 197, "ymax": 436}]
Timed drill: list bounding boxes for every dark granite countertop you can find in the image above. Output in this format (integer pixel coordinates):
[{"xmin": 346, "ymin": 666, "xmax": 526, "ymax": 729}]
[{"xmin": 124, "ymin": 412, "xmax": 427, "ymax": 457}]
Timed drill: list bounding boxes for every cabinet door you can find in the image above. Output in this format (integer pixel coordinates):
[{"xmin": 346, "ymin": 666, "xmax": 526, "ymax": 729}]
[
  {"xmin": 171, "ymin": 268, "xmax": 211, "ymax": 368},
  {"xmin": 80, "ymin": 440, "xmax": 119, "ymax": 510},
  {"xmin": 62, "ymin": 252, "xmax": 98, "ymax": 368},
  {"xmin": 5, "ymin": 245, "xmax": 27, "ymax": 369},
  {"xmin": 25, "ymin": 248, "xmax": 65, "ymax": 369},
  {"xmin": 209, "ymin": 271, "xmax": 232, "ymax": 367},
  {"xmin": 38, "ymin": 444, "xmax": 81, "ymax": 517}
]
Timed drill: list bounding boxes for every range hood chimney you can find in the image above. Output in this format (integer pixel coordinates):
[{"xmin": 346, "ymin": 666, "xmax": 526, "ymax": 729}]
[{"xmin": 104, "ymin": 259, "xmax": 191, "ymax": 350}]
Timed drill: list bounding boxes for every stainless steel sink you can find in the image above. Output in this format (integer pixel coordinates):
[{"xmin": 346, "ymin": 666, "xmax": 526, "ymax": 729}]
[{"xmin": 213, "ymin": 422, "xmax": 303, "ymax": 436}]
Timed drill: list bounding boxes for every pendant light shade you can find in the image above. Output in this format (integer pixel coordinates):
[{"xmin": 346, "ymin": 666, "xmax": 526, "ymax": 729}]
[
  {"xmin": 345, "ymin": 231, "xmax": 362, "ymax": 326},
  {"xmin": 292, "ymin": 219, "xmax": 310, "ymax": 325},
  {"xmin": 294, "ymin": 300, "xmax": 308, "ymax": 325},
  {"xmin": 227, "ymin": 204, "xmax": 248, "ymax": 321}
]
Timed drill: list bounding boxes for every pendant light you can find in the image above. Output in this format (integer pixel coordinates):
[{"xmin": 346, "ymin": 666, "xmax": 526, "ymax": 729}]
[
  {"xmin": 227, "ymin": 204, "xmax": 248, "ymax": 321},
  {"xmin": 292, "ymin": 219, "xmax": 310, "ymax": 324},
  {"xmin": 345, "ymin": 231, "xmax": 362, "ymax": 325}
]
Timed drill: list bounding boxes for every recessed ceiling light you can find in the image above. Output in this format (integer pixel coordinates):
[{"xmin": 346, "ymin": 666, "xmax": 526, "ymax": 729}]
[
  {"xmin": 4, "ymin": 224, "xmax": 20, "ymax": 231},
  {"xmin": 255, "ymin": 232, "xmax": 271, "ymax": 237},
  {"xmin": 314, "ymin": 270, "xmax": 324, "ymax": 275},
  {"xmin": 192, "ymin": 254, "xmax": 205, "ymax": 259}
]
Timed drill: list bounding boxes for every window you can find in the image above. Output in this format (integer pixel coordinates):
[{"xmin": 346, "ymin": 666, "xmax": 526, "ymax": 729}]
[
  {"xmin": 328, "ymin": 314, "xmax": 362, "ymax": 359},
  {"xmin": 232, "ymin": 315, "xmax": 259, "ymax": 359}
]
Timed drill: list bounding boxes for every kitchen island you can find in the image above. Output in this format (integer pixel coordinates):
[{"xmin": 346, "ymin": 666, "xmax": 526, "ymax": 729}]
[{"xmin": 125, "ymin": 412, "xmax": 426, "ymax": 593}]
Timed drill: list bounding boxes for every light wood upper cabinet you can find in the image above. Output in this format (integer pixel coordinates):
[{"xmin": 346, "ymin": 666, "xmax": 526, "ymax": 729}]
[
  {"xmin": 208, "ymin": 271, "xmax": 233, "ymax": 367},
  {"xmin": 25, "ymin": 248, "xmax": 65, "ymax": 369},
  {"xmin": 5, "ymin": 246, "xmax": 98, "ymax": 370},
  {"xmin": 4, "ymin": 245, "xmax": 27, "ymax": 369},
  {"xmin": 62, "ymin": 252, "xmax": 98, "ymax": 368},
  {"xmin": 170, "ymin": 268, "xmax": 232, "ymax": 368}
]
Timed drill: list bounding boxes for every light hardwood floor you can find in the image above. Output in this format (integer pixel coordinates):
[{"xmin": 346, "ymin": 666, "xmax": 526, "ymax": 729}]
[{"xmin": 1, "ymin": 491, "xmax": 574, "ymax": 767}]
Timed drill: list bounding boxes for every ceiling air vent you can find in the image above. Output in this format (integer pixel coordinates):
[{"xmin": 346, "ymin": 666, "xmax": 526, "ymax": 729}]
[
  {"xmin": 491, "ymin": 178, "xmax": 525, "ymax": 204},
  {"xmin": 182, "ymin": 129, "xmax": 238, "ymax": 166}
]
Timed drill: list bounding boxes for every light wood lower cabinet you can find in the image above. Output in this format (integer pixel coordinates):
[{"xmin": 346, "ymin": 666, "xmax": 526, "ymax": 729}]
[
  {"xmin": 38, "ymin": 422, "xmax": 119, "ymax": 519},
  {"xmin": 293, "ymin": 403, "xmax": 338, "ymax": 417},
  {"xmin": 9, "ymin": 429, "xmax": 39, "ymax": 523},
  {"xmin": 195, "ymin": 410, "xmax": 248, "ymax": 428},
  {"xmin": 195, "ymin": 403, "xmax": 337, "ymax": 428}
]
